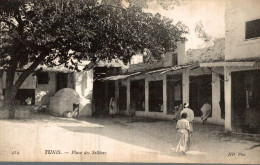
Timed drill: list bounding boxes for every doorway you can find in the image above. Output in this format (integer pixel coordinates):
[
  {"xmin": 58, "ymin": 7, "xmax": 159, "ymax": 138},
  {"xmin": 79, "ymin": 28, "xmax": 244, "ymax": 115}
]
[
  {"xmin": 119, "ymin": 83, "xmax": 127, "ymax": 111},
  {"xmin": 232, "ymin": 70, "xmax": 260, "ymax": 134},
  {"xmin": 189, "ymin": 75, "xmax": 212, "ymax": 117},
  {"xmin": 56, "ymin": 73, "xmax": 68, "ymax": 92},
  {"xmin": 167, "ymin": 74, "xmax": 182, "ymax": 114},
  {"xmin": 149, "ymin": 80, "xmax": 163, "ymax": 112}
]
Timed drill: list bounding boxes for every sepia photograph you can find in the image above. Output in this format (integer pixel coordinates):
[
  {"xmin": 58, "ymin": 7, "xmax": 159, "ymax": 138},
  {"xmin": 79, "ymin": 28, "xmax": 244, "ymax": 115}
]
[{"xmin": 0, "ymin": 0, "xmax": 260, "ymax": 164}]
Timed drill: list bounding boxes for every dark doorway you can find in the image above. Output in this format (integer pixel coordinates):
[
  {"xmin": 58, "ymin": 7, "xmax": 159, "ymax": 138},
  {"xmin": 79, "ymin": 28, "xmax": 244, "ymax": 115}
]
[
  {"xmin": 3, "ymin": 89, "xmax": 35, "ymax": 105},
  {"xmin": 93, "ymin": 80, "xmax": 105, "ymax": 115},
  {"xmin": 106, "ymin": 81, "xmax": 115, "ymax": 112},
  {"xmin": 56, "ymin": 73, "xmax": 68, "ymax": 92},
  {"xmin": 167, "ymin": 75, "xmax": 182, "ymax": 114},
  {"xmin": 232, "ymin": 70, "xmax": 260, "ymax": 134},
  {"xmin": 189, "ymin": 75, "xmax": 212, "ymax": 117},
  {"xmin": 149, "ymin": 80, "xmax": 163, "ymax": 112},
  {"xmin": 130, "ymin": 79, "xmax": 145, "ymax": 111},
  {"xmin": 119, "ymin": 82, "xmax": 127, "ymax": 111},
  {"xmin": 92, "ymin": 67, "xmax": 120, "ymax": 116}
]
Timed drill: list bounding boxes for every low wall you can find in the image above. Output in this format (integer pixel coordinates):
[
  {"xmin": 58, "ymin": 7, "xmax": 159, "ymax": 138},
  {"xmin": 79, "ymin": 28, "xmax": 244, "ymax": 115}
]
[
  {"xmin": 135, "ymin": 111, "xmax": 175, "ymax": 120},
  {"xmin": 0, "ymin": 107, "xmax": 30, "ymax": 119},
  {"xmin": 135, "ymin": 111, "xmax": 224, "ymax": 125}
]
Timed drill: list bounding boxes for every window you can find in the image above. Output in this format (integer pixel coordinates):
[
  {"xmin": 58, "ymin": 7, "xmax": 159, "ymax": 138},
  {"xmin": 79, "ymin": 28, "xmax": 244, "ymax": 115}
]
[
  {"xmin": 172, "ymin": 53, "xmax": 178, "ymax": 66},
  {"xmin": 246, "ymin": 19, "xmax": 260, "ymax": 39},
  {"xmin": 37, "ymin": 72, "xmax": 49, "ymax": 84}
]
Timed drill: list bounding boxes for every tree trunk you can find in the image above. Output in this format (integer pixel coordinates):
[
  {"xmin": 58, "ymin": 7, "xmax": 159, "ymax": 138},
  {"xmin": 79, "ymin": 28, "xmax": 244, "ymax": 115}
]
[
  {"xmin": 4, "ymin": 87, "xmax": 18, "ymax": 119},
  {"xmin": 4, "ymin": 67, "xmax": 17, "ymax": 119},
  {"xmin": 3, "ymin": 53, "xmax": 47, "ymax": 118}
]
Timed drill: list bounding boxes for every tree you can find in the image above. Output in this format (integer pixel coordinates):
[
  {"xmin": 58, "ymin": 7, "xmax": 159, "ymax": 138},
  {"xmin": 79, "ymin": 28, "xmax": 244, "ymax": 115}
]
[{"xmin": 0, "ymin": 0, "xmax": 187, "ymax": 117}]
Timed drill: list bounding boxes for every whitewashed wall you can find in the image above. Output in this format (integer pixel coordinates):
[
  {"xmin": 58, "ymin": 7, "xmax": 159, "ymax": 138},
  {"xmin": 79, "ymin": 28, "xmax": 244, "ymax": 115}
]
[{"xmin": 225, "ymin": 0, "xmax": 260, "ymax": 60}]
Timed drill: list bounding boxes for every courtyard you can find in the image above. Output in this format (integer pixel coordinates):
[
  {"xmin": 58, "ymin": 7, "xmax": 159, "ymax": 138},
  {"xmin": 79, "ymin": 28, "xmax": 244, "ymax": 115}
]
[{"xmin": 0, "ymin": 113, "xmax": 260, "ymax": 164}]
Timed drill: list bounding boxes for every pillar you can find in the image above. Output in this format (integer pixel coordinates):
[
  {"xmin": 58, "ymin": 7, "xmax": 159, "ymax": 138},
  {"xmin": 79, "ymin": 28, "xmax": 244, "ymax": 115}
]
[
  {"xmin": 212, "ymin": 73, "xmax": 221, "ymax": 120},
  {"xmin": 182, "ymin": 68, "xmax": 190, "ymax": 104},
  {"xmin": 145, "ymin": 78, "xmax": 149, "ymax": 113},
  {"xmin": 115, "ymin": 80, "xmax": 119, "ymax": 113},
  {"xmin": 224, "ymin": 67, "xmax": 232, "ymax": 132},
  {"xmin": 163, "ymin": 74, "xmax": 167, "ymax": 115},
  {"xmin": 126, "ymin": 78, "xmax": 130, "ymax": 115},
  {"xmin": 0, "ymin": 71, "xmax": 3, "ymax": 95},
  {"xmin": 104, "ymin": 81, "xmax": 108, "ymax": 112}
]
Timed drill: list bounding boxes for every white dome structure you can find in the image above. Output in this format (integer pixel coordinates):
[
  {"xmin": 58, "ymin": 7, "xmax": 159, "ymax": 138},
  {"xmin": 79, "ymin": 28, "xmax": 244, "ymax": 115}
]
[{"xmin": 49, "ymin": 88, "xmax": 92, "ymax": 117}]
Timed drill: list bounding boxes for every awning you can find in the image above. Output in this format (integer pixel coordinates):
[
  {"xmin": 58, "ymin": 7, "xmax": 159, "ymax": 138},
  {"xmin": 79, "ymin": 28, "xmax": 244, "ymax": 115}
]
[
  {"xmin": 160, "ymin": 65, "xmax": 195, "ymax": 74},
  {"xmin": 200, "ymin": 61, "xmax": 258, "ymax": 67},
  {"xmin": 145, "ymin": 65, "xmax": 195, "ymax": 75},
  {"xmin": 100, "ymin": 72, "xmax": 141, "ymax": 81},
  {"xmin": 145, "ymin": 68, "xmax": 169, "ymax": 74}
]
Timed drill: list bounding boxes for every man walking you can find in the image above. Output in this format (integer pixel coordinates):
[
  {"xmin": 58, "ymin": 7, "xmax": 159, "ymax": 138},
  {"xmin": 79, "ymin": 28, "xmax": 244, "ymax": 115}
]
[{"xmin": 180, "ymin": 103, "xmax": 194, "ymax": 151}]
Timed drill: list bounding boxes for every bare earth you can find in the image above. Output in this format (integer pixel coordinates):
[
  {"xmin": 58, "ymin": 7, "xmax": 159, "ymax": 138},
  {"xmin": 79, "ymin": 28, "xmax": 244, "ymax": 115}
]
[{"xmin": 0, "ymin": 113, "xmax": 260, "ymax": 163}]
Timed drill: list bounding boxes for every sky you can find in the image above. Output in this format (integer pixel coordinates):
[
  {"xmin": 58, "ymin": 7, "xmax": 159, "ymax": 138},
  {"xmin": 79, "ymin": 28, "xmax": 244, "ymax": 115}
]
[{"xmin": 144, "ymin": 0, "xmax": 225, "ymax": 50}]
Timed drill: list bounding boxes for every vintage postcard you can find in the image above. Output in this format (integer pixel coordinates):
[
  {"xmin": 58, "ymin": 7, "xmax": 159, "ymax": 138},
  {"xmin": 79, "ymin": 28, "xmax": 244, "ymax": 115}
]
[{"xmin": 0, "ymin": 0, "xmax": 260, "ymax": 164}]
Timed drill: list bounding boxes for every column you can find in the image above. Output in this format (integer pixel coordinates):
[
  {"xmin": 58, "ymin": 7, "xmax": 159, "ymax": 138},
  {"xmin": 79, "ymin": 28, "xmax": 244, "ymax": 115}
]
[
  {"xmin": 212, "ymin": 73, "xmax": 221, "ymax": 120},
  {"xmin": 182, "ymin": 68, "xmax": 190, "ymax": 104},
  {"xmin": 115, "ymin": 81, "xmax": 119, "ymax": 113},
  {"xmin": 163, "ymin": 75, "xmax": 167, "ymax": 115},
  {"xmin": 224, "ymin": 67, "xmax": 232, "ymax": 132},
  {"xmin": 126, "ymin": 78, "xmax": 130, "ymax": 115},
  {"xmin": 0, "ymin": 71, "xmax": 3, "ymax": 95},
  {"xmin": 104, "ymin": 81, "xmax": 108, "ymax": 112},
  {"xmin": 145, "ymin": 78, "xmax": 149, "ymax": 113}
]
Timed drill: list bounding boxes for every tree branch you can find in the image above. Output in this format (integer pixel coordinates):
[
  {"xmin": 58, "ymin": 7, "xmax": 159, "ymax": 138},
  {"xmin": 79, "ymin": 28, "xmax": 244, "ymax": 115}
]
[{"xmin": 13, "ymin": 53, "xmax": 47, "ymax": 89}]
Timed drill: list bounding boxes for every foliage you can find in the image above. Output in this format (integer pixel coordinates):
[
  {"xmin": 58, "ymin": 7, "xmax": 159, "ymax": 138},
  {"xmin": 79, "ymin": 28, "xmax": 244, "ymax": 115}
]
[
  {"xmin": 0, "ymin": 0, "xmax": 187, "ymax": 71},
  {"xmin": 0, "ymin": 0, "xmax": 187, "ymax": 105},
  {"xmin": 195, "ymin": 21, "xmax": 212, "ymax": 42}
]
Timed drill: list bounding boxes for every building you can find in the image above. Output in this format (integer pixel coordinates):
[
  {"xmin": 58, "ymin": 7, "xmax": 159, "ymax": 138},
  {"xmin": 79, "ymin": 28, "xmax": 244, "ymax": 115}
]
[
  {"xmin": 99, "ymin": 0, "xmax": 260, "ymax": 134},
  {"xmin": 200, "ymin": 0, "xmax": 260, "ymax": 134},
  {"xmin": 0, "ymin": 63, "xmax": 94, "ymax": 117},
  {"xmin": 99, "ymin": 38, "xmax": 225, "ymax": 125}
]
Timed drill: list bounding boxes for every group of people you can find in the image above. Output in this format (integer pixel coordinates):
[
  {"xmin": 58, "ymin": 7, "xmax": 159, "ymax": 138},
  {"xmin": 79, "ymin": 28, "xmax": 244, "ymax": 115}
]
[
  {"xmin": 175, "ymin": 102, "xmax": 212, "ymax": 155},
  {"xmin": 109, "ymin": 96, "xmax": 212, "ymax": 156}
]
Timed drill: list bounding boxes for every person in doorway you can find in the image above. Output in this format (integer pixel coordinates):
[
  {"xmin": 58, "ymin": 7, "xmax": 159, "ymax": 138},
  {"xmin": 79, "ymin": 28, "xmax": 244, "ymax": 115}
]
[
  {"xmin": 180, "ymin": 103, "xmax": 194, "ymax": 151},
  {"xmin": 109, "ymin": 97, "xmax": 117, "ymax": 118},
  {"xmin": 200, "ymin": 102, "xmax": 212, "ymax": 125},
  {"xmin": 176, "ymin": 112, "xmax": 191, "ymax": 155}
]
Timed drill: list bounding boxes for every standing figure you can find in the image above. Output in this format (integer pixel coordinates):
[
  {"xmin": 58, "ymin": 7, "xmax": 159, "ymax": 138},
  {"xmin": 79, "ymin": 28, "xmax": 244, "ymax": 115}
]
[
  {"xmin": 176, "ymin": 112, "xmax": 190, "ymax": 155},
  {"xmin": 200, "ymin": 103, "xmax": 212, "ymax": 125},
  {"xmin": 109, "ymin": 97, "xmax": 117, "ymax": 118},
  {"xmin": 180, "ymin": 103, "xmax": 194, "ymax": 151}
]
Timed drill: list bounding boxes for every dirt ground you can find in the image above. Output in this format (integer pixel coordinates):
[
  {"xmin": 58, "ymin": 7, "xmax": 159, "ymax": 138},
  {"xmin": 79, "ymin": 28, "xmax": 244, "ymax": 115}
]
[{"xmin": 0, "ymin": 113, "xmax": 260, "ymax": 164}]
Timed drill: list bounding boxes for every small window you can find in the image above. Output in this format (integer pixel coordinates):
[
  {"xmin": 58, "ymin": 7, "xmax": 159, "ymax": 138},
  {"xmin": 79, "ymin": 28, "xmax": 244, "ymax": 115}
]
[
  {"xmin": 245, "ymin": 19, "xmax": 260, "ymax": 39},
  {"xmin": 172, "ymin": 53, "xmax": 178, "ymax": 65},
  {"xmin": 37, "ymin": 72, "xmax": 49, "ymax": 84}
]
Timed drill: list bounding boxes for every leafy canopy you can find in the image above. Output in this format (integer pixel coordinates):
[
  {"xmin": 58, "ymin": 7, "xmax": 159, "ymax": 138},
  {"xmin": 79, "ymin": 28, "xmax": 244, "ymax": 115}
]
[{"xmin": 0, "ymin": 0, "xmax": 187, "ymax": 71}]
